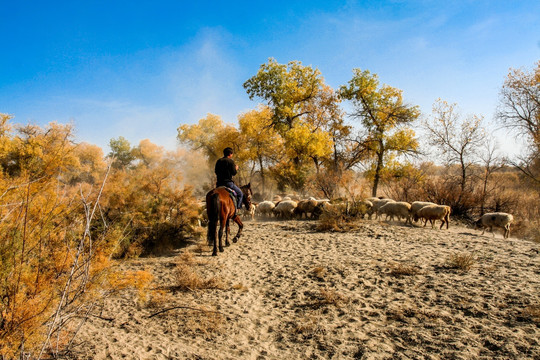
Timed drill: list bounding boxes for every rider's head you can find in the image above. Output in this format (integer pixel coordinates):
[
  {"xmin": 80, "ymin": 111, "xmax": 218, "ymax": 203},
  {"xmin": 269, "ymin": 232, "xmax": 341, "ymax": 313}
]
[{"xmin": 223, "ymin": 147, "xmax": 234, "ymax": 158}]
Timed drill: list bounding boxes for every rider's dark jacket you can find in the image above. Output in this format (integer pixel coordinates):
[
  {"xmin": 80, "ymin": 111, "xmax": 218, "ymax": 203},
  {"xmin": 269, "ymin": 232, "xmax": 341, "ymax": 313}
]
[{"xmin": 215, "ymin": 156, "xmax": 237, "ymax": 186}]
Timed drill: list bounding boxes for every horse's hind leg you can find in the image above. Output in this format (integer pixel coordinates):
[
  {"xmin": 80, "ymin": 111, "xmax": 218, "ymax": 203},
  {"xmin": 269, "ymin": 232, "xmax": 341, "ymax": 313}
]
[
  {"xmin": 218, "ymin": 219, "xmax": 225, "ymax": 252},
  {"xmin": 225, "ymin": 219, "xmax": 231, "ymax": 247},
  {"xmin": 232, "ymin": 215, "xmax": 244, "ymax": 243}
]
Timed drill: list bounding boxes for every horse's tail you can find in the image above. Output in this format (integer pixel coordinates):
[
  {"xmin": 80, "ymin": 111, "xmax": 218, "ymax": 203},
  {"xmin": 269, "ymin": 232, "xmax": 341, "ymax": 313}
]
[{"xmin": 206, "ymin": 192, "xmax": 220, "ymax": 246}]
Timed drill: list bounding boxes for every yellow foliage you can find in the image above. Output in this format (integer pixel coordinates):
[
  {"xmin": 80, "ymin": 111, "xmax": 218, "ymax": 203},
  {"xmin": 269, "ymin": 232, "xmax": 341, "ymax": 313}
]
[
  {"xmin": 0, "ymin": 118, "xmax": 199, "ymax": 357},
  {"xmin": 107, "ymin": 270, "xmax": 153, "ymax": 303},
  {"xmin": 177, "ymin": 114, "xmax": 240, "ymax": 164}
]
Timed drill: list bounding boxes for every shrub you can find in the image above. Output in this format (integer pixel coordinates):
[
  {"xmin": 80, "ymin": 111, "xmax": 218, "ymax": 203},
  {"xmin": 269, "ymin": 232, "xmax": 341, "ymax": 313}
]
[
  {"xmin": 446, "ymin": 253, "xmax": 476, "ymax": 271},
  {"xmin": 0, "ymin": 120, "xmax": 119, "ymax": 358},
  {"xmin": 316, "ymin": 205, "xmax": 358, "ymax": 232},
  {"xmin": 101, "ymin": 141, "xmax": 203, "ymax": 258},
  {"xmin": 388, "ymin": 262, "xmax": 422, "ymax": 276},
  {"xmin": 0, "ymin": 117, "xmax": 201, "ymax": 357}
]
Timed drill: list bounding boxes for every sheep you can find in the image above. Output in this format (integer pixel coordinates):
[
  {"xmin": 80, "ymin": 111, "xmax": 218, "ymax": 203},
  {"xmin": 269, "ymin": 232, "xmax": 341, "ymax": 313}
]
[
  {"xmin": 475, "ymin": 212, "xmax": 514, "ymax": 239},
  {"xmin": 378, "ymin": 201, "xmax": 412, "ymax": 224},
  {"xmin": 294, "ymin": 199, "xmax": 318, "ymax": 219},
  {"xmin": 373, "ymin": 198, "xmax": 395, "ymax": 219},
  {"xmin": 365, "ymin": 197, "xmax": 380, "ymax": 219},
  {"xmin": 410, "ymin": 201, "xmax": 436, "ymax": 223},
  {"xmin": 256, "ymin": 201, "xmax": 275, "ymax": 218},
  {"xmin": 273, "ymin": 200, "xmax": 298, "ymax": 219},
  {"xmin": 240, "ymin": 202, "xmax": 257, "ymax": 220},
  {"xmin": 416, "ymin": 204, "xmax": 451, "ymax": 229}
]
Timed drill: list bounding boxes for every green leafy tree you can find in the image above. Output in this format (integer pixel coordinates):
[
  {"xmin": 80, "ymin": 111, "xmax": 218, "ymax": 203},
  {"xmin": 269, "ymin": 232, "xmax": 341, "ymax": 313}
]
[
  {"xmin": 340, "ymin": 69, "xmax": 420, "ymax": 196},
  {"xmin": 109, "ymin": 136, "xmax": 135, "ymax": 169},
  {"xmin": 243, "ymin": 58, "xmax": 323, "ymax": 133},
  {"xmin": 243, "ymin": 59, "xmax": 338, "ymax": 191}
]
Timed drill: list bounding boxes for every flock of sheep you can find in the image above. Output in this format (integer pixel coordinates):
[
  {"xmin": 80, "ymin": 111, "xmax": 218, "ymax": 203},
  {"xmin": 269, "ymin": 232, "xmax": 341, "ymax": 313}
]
[{"xmin": 241, "ymin": 195, "xmax": 514, "ymax": 239}]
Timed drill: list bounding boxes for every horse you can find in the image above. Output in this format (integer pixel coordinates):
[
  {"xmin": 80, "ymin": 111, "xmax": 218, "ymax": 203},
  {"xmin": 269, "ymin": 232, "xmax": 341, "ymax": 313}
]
[{"xmin": 206, "ymin": 183, "xmax": 252, "ymax": 256}]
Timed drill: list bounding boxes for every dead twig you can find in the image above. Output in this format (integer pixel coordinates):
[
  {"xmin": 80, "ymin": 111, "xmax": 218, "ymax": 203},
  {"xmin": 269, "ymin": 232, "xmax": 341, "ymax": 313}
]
[{"xmin": 147, "ymin": 306, "xmax": 224, "ymax": 319}]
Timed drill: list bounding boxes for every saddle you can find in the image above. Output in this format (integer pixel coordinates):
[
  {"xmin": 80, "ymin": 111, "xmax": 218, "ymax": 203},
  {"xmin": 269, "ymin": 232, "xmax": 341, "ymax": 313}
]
[{"xmin": 217, "ymin": 186, "xmax": 238, "ymax": 211}]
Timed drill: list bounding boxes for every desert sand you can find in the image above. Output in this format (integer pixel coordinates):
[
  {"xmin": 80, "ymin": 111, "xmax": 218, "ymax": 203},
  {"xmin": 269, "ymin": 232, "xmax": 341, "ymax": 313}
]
[{"xmin": 69, "ymin": 218, "xmax": 540, "ymax": 359}]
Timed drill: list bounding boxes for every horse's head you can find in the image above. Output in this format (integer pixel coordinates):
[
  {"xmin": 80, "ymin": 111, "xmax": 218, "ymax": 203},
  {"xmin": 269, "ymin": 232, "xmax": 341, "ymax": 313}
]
[{"xmin": 241, "ymin": 183, "xmax": 252, "ymax": 209}]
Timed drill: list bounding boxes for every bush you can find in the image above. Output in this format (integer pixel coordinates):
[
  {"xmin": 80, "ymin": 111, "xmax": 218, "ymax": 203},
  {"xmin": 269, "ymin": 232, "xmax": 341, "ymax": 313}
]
[
  {"xmin": 0, "ymin": 117, "xmax": 203, "ymax": 357},
  {"xmin": 0, "ymin": 120, "xmax": 118, "ymax": 358}
]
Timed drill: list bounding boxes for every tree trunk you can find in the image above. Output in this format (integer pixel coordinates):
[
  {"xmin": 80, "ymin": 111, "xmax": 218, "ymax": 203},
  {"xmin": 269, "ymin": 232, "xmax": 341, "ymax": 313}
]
[
  {"xmin": 372, "ymin": 149, "xmax": 384, "ymax": 197},
  {"xmin": 480, "ymin": 169, "xmax": 489, "ymax": 216},
  {"xmin": 258, "ymin": 156, "xmax": 266, "ymax": 198}
]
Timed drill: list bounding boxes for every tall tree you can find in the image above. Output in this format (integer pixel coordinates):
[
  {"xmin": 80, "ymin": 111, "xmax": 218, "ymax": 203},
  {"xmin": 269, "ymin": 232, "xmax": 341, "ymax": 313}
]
[
  {"xmin": 237, "ymin": 106, "xmax": 283, "ymax": 196},
  {"xmin": 243, "ymin": 58, "xmax": 323, "ymax": 133},
  {"xmin": 109, "ymin": 136, "xmax": 135, "ymax": 169},
  {"xmin": 243, "ymin": 58, "xmax": 334, "ymax": 191},
  {"xmin": 477, "ymin": 133, "xmax": 504, "ymax": 215},
  {"xmin": 177, "ymin": 114, "xmax": 240, "ymax": 165},
  {"xmin": 340, "ymin": 69, "xmax": 420, "ymax": 196},
  {"xmin": 423, "ymin": 99, "xmax": 485, "ymax": 207},
  {"xmin": 496, "ymin": 61, "xmax": 540, "ymax": 188}
]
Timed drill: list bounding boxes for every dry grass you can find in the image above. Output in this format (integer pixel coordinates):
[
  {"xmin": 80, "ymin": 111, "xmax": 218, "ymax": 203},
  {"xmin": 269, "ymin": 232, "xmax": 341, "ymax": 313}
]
[
  {"xmin": 446, "ymin": 253, "xmax": 476, "ymax": 271},
  {"xmin": 513, "ymin": 219, "xmax": 540, "ymax": 243},
  {"xmin": 523, "ymin": 305, "xmax": 540, "ymax": 324},
  {"xmin": 386, "ymin": 305, "xmax": 452, "ymax": 323},
  {"xmin": 290, "ymin": 314, "xmax": 326, "ymax": 339},
  {"xmin": 178, "ymin": 307, "xmax": 225, "ymax": 338},
  {"xmin": 232, "ymin": 283, "xmax": 249, "ymax": 292},
  {"xmin": 301, "ymin": 289, "xmax": 349, "ymax": 309},
  {"xmin": 146, "ymin": 289, "xmax": 171, "ymax": 309},
  {"xmin": 388, "ymin": 262, "xmax": 422, "ymax": 276},
  {"xmin": 309, "ymin": 267, "xmax": 327, "ymax": 281},
  {"xmin": 173, "ymin": 249, "xmax": 225, "ymax": 291},
  {"xmin": 192, "ymin": 241, "xmax": 212, "ymax": 255},
  {"xmin": 316, "ymin": 208, "xmax": 359, "ymax": 232},
  {"xmin": 318, "ymin": 289, "xmax": 349, "ymax": 307},
  {"xmin": 177, "ymin": 251, "xmax": 201, "ymax": 265},
  {"xmin": 175, "ymin": 263, "xmax": 225, "ymax": 291}
]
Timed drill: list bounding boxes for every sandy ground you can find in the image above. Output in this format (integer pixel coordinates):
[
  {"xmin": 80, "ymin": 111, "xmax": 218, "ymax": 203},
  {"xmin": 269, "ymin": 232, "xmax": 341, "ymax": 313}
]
[{"xmin": 69, "ymin": 218, "xmax": 540, "ymax": 359}]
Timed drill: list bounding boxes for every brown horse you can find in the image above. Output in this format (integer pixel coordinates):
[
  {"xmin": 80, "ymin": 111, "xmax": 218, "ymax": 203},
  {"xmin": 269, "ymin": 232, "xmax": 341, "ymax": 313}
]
[{"xmin": 206, "ymin": 183, "xmax": 252, "ymax": 256}]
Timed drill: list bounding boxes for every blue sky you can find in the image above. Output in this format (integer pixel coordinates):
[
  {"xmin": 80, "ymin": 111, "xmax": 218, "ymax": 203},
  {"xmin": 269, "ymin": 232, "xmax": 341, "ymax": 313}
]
[{"xmin": 1, "ymin": 1, "xmax": 539, "ymax": 155}]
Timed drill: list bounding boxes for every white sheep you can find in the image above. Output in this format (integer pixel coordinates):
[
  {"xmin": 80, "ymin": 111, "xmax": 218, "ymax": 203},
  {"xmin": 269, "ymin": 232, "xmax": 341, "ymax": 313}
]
[
  {"xmin": 475, "ymin": 212, "xmax": 514, "ymax": 239},
  {"xmin": 416, "ymin": 204, "xmax": 451, "ymax": 229},
  {"xmin": 256, "ymin": 201, "xmax": 275, "ymax": 218},
  {"xmin": 378, "ymin": 201, "xmax": 412, "ymax": 224},
  {"xmin": 373, "ymin": 198, "xmax": 395, "ymax": 220},
  {"xmin": 240, "ymin": 203, "xmax": 257, "ymax": 220},
  {"xmin": 410, "ymin": 201, "xmax": 436, "ymax": 223},
  {"xmin": 273, "ymin": 200, "xmax": 298, "ymax": 219},
  {"xmin": 365, "ymin": 197, "xmax": 380, "ymax": 219}
]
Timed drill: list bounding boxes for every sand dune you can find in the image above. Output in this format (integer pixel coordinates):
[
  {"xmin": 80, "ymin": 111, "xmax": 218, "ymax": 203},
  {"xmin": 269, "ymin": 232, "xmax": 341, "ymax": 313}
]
[{"xmin": 70, "ymin": 219, "xmax": 540, "ymax": 359}]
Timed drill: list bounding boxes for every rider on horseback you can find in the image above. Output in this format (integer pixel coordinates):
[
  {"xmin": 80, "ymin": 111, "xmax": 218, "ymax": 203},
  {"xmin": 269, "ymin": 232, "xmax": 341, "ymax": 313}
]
[{"xmin": 215, "ymin": 147, "xmax": 243, "ymax": 210}]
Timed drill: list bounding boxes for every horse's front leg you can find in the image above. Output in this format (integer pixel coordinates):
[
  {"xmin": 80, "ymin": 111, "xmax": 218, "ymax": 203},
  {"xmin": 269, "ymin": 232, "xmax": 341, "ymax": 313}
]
[
  {"xmin": 225, "ymin": 218, "xmax": 231, "ymax": 247},
  {"xmin": 232, "ymin": 215, "xmax": 244, "ymax": 243}
]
